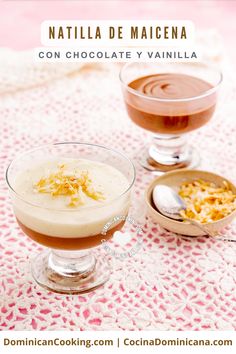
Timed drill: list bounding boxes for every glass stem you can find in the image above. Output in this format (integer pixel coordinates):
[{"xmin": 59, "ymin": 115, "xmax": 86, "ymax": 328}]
[
  {"xmin": 47, "ymin": 250, "xmax": 96, "ymax": 279},
  {"xmin": 149, "ymin": 134, "xmax": 189, "ymax": 165}
]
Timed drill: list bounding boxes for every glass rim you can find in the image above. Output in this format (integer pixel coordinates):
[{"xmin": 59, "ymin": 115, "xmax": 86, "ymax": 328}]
[
  {"xmin": 5, "ymin": 142, "xmax": 136, "ymax": 212},
  {"xmin": 119, "ymin": 62, "xmax": 223, "ymax": 103}
]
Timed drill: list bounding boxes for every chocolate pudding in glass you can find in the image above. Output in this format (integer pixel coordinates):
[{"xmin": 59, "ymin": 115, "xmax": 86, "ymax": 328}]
[{"xmin": 120, "ymin": 63, "xmax": 222, "ymax": 172}]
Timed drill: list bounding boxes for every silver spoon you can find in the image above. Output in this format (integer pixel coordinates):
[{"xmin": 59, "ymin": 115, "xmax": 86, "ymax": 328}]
[{"xmin": 152, "ymin": 185, "xmax": 236, "ymax": 242}]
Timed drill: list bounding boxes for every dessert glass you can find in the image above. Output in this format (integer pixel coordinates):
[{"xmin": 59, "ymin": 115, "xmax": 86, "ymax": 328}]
[
  {"xmin": 6, "ymin": 142, "xmax": 135, "ymax": 294},
  {"xmin": 120, "ymin": 62, "xmax": 222, "ymax": 173}
]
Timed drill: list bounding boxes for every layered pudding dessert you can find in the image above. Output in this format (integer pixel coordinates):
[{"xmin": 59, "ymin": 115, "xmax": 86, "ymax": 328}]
[
  {"xmin": 125, "ymin": 73, "xmax": 216, "ymax": 134},
  {"xmin": 12, "ymin": 158, "xmax": 130, "ymax": 250}
]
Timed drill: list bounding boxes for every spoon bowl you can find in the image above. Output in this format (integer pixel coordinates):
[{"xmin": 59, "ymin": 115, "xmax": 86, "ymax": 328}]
[{"xmin": 152, "ymin": 184, "xmax": 186, "ymax": 220}]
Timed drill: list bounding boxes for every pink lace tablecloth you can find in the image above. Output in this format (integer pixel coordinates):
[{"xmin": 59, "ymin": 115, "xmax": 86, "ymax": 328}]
[{"xmin": 0, "ymin": 59, "xmax": 236, "ymax": 331}]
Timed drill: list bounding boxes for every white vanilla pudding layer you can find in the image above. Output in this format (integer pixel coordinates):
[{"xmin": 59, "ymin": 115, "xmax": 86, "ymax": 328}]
[{"xmin": 12, "ymin": 158, "xmax": 131, "ymax": 238}]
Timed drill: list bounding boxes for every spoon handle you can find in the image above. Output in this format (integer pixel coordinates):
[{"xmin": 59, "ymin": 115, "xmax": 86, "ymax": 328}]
[
  {"xmin": 184, "ymin": 218, "xmax": 236, "ymax": 243},
  {"xmin": 185, "ymin": 218, "xmax": 216, "ymax": 237}
]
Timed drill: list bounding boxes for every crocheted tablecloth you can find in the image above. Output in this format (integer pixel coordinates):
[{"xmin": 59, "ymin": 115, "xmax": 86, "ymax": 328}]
[{"xmin": 0, "ymin": 52, "xmax": 236, "ymax": 331}]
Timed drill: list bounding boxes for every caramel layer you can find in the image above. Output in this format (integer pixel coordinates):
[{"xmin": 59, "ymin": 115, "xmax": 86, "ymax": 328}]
[{"xmin": 17, "ymin": 219, "xmax": 125, "ymax": 250}]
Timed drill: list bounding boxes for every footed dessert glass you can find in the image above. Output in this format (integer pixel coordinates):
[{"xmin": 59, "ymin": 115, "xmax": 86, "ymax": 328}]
[
  {"xmin": 6, "ymin": 143, "xmax": 135, "ymax": 294},
  {"xmin": 120, "ymin": 62, "xmax": 222, "ymax": 173}
]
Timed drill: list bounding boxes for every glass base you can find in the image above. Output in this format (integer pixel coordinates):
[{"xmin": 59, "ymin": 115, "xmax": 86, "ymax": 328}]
[
  {"xmin": 135, "ymin": 134, "xmax": 200, "ymax": 174},
  {"xmin": 31, "ymin": 250, "xmax": 110, "ymax": 294},
  {"xmin": 138, "ymin": 144, "xmax": 200, "ymax": 174}
]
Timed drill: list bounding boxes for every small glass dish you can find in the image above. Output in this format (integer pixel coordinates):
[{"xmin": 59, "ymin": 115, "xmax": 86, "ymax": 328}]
[{"xmin": 120, "ymin": 62, "xmax": 222, "ymax": 173}]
